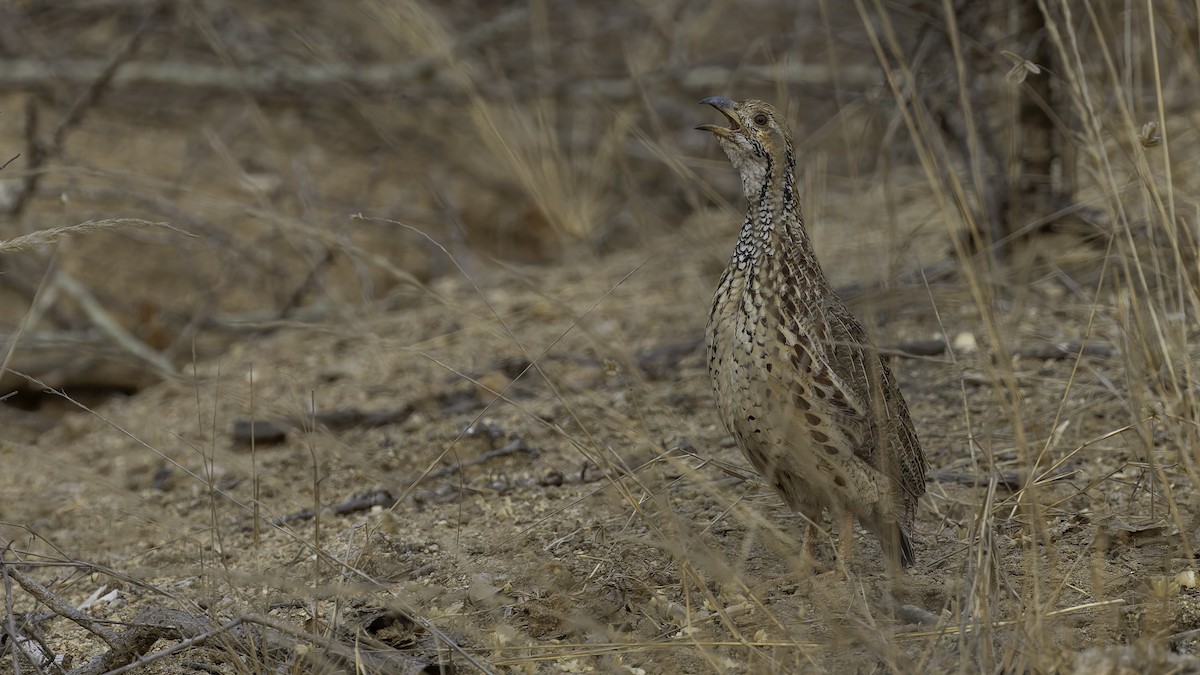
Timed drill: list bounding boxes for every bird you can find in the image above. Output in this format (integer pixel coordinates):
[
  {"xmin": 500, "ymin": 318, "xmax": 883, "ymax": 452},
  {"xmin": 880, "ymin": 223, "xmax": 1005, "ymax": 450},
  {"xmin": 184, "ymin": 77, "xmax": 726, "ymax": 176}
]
[{"xmin": 697, "ymin": 96, "xmax": 927, "ymax": 569}]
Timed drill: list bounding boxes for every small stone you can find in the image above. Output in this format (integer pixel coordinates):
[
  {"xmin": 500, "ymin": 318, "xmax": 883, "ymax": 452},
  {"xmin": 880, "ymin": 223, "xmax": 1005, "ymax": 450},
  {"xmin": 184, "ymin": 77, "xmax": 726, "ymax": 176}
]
[{"xmin": 953, "ymin": 331, "xmax": 979, "ymax": 354}]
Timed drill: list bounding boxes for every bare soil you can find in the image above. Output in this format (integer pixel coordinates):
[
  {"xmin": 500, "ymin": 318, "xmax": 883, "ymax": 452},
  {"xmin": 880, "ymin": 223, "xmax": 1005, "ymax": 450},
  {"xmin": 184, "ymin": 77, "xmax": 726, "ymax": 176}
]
[{"xmin": 5, "ymin": 218, "xmax": 1196, "ymax": 672}]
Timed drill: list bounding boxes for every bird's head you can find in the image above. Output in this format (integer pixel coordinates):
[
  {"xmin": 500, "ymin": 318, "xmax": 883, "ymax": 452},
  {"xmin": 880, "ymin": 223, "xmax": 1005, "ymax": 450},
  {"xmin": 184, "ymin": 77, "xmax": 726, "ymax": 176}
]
[{"xmin": 696, "ymin": 97, "xmax": 795, "ymax": 204}]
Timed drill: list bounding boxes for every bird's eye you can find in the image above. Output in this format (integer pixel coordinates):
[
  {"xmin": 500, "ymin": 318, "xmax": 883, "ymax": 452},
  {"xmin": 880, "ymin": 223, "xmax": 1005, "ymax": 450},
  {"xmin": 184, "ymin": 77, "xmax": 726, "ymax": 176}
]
[{"xmin": 753, "ymin": 113, "xmax": 769, "ymax": 126}]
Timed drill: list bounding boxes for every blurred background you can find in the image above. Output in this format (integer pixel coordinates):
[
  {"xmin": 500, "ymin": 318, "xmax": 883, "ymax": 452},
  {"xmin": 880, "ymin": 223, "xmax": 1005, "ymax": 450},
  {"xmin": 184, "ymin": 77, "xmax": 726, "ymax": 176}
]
[{"xmin": 12, "ymin": 0, "xmax": 1188, "ymax": 407}]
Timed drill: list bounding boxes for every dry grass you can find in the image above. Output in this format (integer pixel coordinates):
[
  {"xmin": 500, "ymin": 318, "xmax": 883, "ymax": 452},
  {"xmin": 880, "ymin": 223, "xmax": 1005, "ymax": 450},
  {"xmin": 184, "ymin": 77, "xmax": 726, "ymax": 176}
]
[{"xmin": 2, "ymin": 1, "xmax": 1200, "ymax": 673}]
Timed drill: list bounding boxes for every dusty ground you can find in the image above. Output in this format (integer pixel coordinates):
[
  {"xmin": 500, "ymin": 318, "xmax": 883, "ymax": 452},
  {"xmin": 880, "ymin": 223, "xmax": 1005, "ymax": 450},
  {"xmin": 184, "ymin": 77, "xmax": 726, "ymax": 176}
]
[
  {"xmin": 3, "ymin": 2, "xmax": 1200, "ymax": 674},
  {"xmin": 5, "ymin": 217, "xmax": 1200, "ymax": 673}
]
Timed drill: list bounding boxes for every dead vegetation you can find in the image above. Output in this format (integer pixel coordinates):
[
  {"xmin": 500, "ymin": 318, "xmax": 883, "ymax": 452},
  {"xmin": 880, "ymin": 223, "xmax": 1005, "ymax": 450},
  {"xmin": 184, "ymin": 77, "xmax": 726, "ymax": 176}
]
[{"xmin": 2, "ymin": 1, "xmax": 1200, "ymax": 673}]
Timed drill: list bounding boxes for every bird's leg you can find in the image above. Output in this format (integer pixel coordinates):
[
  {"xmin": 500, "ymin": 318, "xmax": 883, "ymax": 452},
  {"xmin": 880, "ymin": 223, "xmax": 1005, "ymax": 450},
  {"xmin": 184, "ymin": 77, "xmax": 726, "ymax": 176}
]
[
  {"xmin": 798, "ymin": 505, "xmax": 833, "ymax": 574},
  {"xmin": 804, "ymin": 521, "xmax": 820, "ymax": 560},
  {"xmin": 835, "ymin": 511, "xmax": 855, "ymax": 572}
]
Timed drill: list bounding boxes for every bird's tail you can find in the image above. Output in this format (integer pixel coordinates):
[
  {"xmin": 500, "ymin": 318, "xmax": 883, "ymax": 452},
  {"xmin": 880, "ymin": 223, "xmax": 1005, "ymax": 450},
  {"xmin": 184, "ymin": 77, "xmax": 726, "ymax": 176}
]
[{"xmin": 866, "ymin": 517, "xmax": 915, "ymax": 569}]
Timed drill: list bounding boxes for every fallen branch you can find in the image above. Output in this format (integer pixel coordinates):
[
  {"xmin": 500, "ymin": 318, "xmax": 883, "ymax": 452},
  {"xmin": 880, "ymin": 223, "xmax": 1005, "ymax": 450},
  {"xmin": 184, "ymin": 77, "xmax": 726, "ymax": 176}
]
[
  {"xmin": 231, "ymin": 405, "xmax": 415, "ymax": 446},
  {"xmin": 77, "ymin": 604, "xmax": 445, "ymax": 675},
  {"xmin": 881, "ymin": 339, "xmax": 1117, "ymax": 361},
  {"xmin": 4, "ymin": 1, "xmax": 166, "ymax": 216},
  {"xmin": 0, "ymin": 555, "xmax": 119, "ymax": 648}
]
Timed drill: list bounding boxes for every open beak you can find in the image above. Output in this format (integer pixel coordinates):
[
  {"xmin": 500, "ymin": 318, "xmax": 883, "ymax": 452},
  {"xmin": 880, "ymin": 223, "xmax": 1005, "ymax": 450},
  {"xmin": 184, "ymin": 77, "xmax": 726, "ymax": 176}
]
[{"xmin": 696, "ymin": 97, "xmax": 740, "ymax": 138}]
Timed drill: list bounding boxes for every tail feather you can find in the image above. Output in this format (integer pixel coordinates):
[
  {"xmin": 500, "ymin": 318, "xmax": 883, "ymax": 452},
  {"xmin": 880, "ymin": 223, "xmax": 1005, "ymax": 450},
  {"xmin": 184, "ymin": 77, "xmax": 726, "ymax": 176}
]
[
  {"xmin": 898, "ymin": 528, "xmax": 915, "ymax": 568},
  {"xmin": 866, "ymin": 517, "xmax": 916, "ymax": 569}
]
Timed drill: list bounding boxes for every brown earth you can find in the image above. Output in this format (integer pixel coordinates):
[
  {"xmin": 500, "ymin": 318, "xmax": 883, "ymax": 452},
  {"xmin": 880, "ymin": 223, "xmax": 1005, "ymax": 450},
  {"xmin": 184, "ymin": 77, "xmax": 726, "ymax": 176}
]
[{"xmin": 4, "ymin": 218, "xmax": 1196, "ymax": 673}]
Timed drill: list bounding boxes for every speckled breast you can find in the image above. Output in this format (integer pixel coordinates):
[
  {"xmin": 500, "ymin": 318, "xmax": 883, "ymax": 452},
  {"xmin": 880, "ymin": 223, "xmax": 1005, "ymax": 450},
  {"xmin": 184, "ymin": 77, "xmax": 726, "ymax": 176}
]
[
  {"xmin": 706, "ymin": 264, "xmax": 812, "ymax": 475},
  {"xmin": 705, "ymin": 257, "xmax": 873, "ymax": 514}
]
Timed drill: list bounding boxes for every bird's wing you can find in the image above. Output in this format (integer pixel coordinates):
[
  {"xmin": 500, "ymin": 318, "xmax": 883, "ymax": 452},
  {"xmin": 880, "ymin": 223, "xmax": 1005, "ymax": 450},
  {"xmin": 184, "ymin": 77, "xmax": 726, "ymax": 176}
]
[{"xmin": 811, "ymin": 297, "xmax": 926, "ymax": 500}]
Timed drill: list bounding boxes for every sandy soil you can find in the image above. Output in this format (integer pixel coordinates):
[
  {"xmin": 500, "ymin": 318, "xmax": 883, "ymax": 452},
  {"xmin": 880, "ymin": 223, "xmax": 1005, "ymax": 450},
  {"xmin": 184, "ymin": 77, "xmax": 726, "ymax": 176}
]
[{"xmin": 4, "ymin": 217, "xmax": 1197, "ymax": 672}]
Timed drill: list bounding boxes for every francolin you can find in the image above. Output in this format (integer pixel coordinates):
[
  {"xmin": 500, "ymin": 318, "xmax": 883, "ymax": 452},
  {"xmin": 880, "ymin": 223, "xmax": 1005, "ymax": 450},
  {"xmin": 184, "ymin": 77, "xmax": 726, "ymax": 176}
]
[{"xmin": 698, "ymin": 97, "xmax": 927, "ymax": 568}]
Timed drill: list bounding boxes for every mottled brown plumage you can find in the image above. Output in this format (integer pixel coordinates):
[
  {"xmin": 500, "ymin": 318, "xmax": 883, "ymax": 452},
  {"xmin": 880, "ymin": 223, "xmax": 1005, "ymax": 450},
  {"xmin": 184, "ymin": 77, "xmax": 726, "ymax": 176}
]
[{"xmin": 698, "ymin": 97, "xmax": 927, "ymax": 568}]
